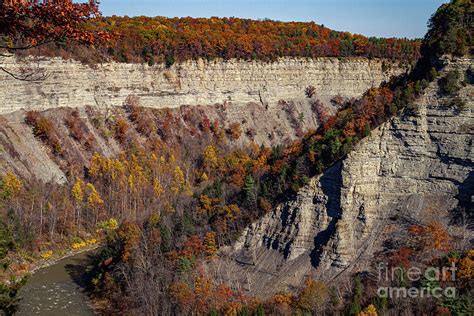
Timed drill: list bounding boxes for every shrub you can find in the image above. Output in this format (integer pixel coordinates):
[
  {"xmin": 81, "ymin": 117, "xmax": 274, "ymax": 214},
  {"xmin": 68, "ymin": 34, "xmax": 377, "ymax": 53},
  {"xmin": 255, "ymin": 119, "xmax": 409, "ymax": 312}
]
[
  {"xmin": 24, "ymin": 111, "xmax": 62, "ymax": 154},
  {"xmin": 311, "ymin": 99, "xmax": 329, "ymax": 123},
  {"xmin": 226, "ymin": 122, "xmax": 242, "ymax": 141},
  {"xmin": 65, "ymin": 110, "xmax": 95, "ymax": 149},
  {"xmin": 451, "ymin": 96, "xmax": 467, "ymax": 112},
  {"xmin": 296, "ymin": 279, "xmax": 329, "ymax": 313},
  {"xmin": 123, "ymin": 95, "xmax": 141, "ymax": 122},
  {"xmin": 305, "ymin": 85, "xmax": 316, "ymax": 98},
  {"xmin": 331, "ymin": 94, "xmax": 345, "ymax": 106},
  {"xmin": 440, "ymin": 69, "xmax": 461, "ymax": 95},
  {"xmin": 114, "ymin": 117, "xmax": 130, "ymax": 142}
]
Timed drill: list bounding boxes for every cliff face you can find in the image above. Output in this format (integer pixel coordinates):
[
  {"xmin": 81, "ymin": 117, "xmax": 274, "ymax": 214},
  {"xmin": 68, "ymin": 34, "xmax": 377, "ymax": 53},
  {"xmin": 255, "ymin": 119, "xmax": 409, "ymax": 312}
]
[
  {"xmin": 219, "ymin": 57, "xmax": 473, "ymax": 296},
  {"xmin": 0, "ymin": 56, "xmax": 405, "ymax": 114}
]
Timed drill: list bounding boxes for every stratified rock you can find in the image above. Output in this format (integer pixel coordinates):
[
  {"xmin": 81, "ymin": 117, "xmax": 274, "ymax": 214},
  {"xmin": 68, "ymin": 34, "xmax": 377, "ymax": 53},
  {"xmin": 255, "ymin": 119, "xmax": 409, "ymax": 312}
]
[
  {"xmin": 220, "ymin": 57, "xmax": 473, "ymax": 297},
  {"xmin": 0, "ymin": 57, "xmax": 404, "ymax": 114}
]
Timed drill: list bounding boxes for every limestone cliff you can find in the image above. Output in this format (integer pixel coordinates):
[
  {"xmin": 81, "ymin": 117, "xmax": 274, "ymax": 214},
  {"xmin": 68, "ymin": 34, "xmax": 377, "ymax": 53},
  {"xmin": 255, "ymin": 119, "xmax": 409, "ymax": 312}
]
[
  {"xmin": 0, "ymin": 56, "xmax": 405, "ymax": 114},
  {"xmin": 218, "ymin": 57, "xmax": 473, "ymax": 296}
]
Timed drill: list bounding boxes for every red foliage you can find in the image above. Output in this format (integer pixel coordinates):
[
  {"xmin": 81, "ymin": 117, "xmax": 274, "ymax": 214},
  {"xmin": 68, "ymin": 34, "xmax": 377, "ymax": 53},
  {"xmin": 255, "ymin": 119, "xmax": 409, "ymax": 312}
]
[
  {"xmin": 0, "ymin": 0, "xmax": 110, "ymax": 50},
  {"xmin": 22, "ymin": 15, "xmax": 420, "ymax": 64},
  {"xmin": 389, "ymin": 247, "xmax": 413, "ymax": 268}
]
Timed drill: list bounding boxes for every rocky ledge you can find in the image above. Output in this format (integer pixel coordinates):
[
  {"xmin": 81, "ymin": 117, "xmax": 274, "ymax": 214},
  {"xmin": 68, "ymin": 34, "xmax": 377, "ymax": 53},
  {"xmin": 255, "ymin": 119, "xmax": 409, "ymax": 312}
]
[{"xmin": 0, "ymin": 56, "xmax": 405, "ymax": 114}]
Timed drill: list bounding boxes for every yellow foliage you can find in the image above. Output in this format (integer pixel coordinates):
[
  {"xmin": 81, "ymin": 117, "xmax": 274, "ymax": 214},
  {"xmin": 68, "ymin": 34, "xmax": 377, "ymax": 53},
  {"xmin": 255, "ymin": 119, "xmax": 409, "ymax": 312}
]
[
  {"xmin": 200, "ymin": 172, "xmax": 209, "ymax": 182},
  {"xmin": 89, "ymin": 153, "xmax": 125, "ymax": 181},
  {"xmin": 224, "ymin": 302, "xmax": 242, "ymax": 316},
  {"xmin": 171, "ymin": 166, "xmax": 185, "ymax": 194},
  {"xmin": 222, "ymin": 204, "xmax": 240, "ymax": 220},
  {"xmin": 148, "ymin": 213, "xmax": 160, "ymax": 226},
  {"xmin": 358, "ymin": 304, "xmax": 378, "ymax": 316},
  {"xmin": 128, "ymin": 174, "xmax": 134, "ymax": 190},
  {"xmin": 163, "ymin": 202, "xmax": 175, "ymax": 214},
  {"xmin": 89, "ymin": 152, "xmax": 103, "ymax": 177},
  {"xmin": 249, "ymin": 142, "xmax": 260, "ymax": 157},
  {"xmin": 128, "ymin": 155, "xmax": 148, "ymax": 191},
  {"xmin": 72, "ymin": 241, "xmax": 87, "ymax": 250},
  {"xmin": 194, "ymin": 275, "xmax": 212, "ymax": 296},
  {"xmin": 40, "ymin": 250, "xmax": 53, "ymax": 260},
  {"xmin": 203, "ymin": 145, "xmax": 219, "ymax": 171},
  {"xmin": 297, "ymin": 279, "xmax": 329, "ymax": 312},
  {"xmin": 2, "ymin": 172, "xmax": 22, "ymax": 197},
  {"xmin": 98, "ymin": 218, "xmax": 119, "ymax": 231},
  {"xmin": 71, "ymin": 177, "xmax": 84, "ymax": 203},
  {"xmin": 87, "ymin": 183, "xmax": 104, "ymax": 208},
  {"xmin": 458, "ymin": 254, "xmax": 474, "ymax": 280},
  {"xmin": 199, "ymin": 194, "xmax": 213, "ymax": 213},
  {"xmin": 153, "ymin": 178, "xmax": 164, "ymax": 197},
  {"xmin": 204, "ymin": 231, "xmax": 218, "ymax": 260},
  {"xmin": 86, "ymin": 238, "xmax": 98, "ymax": 245},
  {"xmin": 273, "ymin": 292, "xmax": 294, "ymax": 306}
]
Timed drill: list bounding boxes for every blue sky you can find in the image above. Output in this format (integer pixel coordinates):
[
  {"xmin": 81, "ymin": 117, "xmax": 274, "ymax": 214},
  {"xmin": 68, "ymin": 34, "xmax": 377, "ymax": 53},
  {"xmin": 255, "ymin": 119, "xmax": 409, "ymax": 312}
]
[{"xmin": 99, "ymin": 0, "xmax": 446, "ymax": 39}]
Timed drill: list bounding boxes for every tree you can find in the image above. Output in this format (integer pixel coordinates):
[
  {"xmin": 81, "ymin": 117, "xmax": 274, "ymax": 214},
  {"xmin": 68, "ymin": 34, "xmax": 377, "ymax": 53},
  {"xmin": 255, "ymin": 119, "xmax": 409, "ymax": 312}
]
[
  {"xmin": 358, "ymin": 304, "xmax": 378, "ymax": 316},
  {"xmin": 1, "ymin": 12, "xmax": 421, "ymax": 70},
  {"xmin": 203, "ymin": 232, "xmax": 217, "ymax": 260},
  {"xmin": 71, "ymin": 177, "xmax": 84, "ymax": 203},
  {"xmin": 0, "ymin": 172, "xmax": 22, "ymax": 200},
  {"xmin": 227, "ymin": 123, "xmax": 242, "ymax": 141},
  {"xmin": 348, "ymin": 277, "xmax": 363, "ymax": 315},
  {"xmin": 422, "ymin": 0, "xmax": 473, "ymax": 58},
  {"xmin": 311, "ymin": 99, "xmax": 329, "ymax": 124},
  {"xmin": 0, "ymin": 0, "xmax": 110, "ymax": 80},
  {"xmin": 0, "ymin": 277, "xmax": 28, "ymax": 316},
  {"xmin": 243, "ymin": 175, "xmax": 257, "ymax": 207},
  {"xmin": 296, "ymin": 279, "xmax": 329, "ymax": 313},
  {"xmin": 203, "ymin": 145, "xmax": 219, "ymax": 175},
  {"xmin": 171, "ymin": 166, "xmax": 186, "ymax": 194},
  {"xmin": 87, "ymin": 183, "xmax": 104, "ymax": 208},
  {"xmin": 440, "ymin": 69, "xmax": 461, "ymax": 95}
]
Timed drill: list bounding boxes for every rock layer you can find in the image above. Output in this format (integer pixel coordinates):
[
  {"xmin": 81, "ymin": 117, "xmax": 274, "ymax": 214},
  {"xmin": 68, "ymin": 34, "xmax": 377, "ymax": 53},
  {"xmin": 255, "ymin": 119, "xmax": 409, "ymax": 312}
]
[
  {"xmin": 220, "ymin": 57, "xmax": 474, "ymax": 297},
  {"xmin": 0, "ymin": 56, "xmax": 404, "ymax": 114}
]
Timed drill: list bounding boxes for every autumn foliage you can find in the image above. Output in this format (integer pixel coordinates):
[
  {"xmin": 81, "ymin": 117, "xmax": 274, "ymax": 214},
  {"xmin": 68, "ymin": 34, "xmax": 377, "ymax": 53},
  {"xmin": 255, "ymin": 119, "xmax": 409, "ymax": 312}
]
[
  {"xmin": 0, "ymin": 0, "xmax": 110, "ymax": 50},
  {"xmin": 23, "ymin": 15, "xmax": 421, "ymax": 65},
  {"xmin": 1, "ymin": 0, "xmax": 472, "ymax": 315}
]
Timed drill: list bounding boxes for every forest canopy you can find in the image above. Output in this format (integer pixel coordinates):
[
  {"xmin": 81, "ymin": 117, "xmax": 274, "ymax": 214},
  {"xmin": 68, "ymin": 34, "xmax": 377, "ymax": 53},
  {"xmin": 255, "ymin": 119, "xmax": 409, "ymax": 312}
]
[
  {"xmin": 422, "ymin": 0, "xmax": 473, "ymax": 58},
  {"xmin": 30, "ymin": 15, "xmax": 422, "ymax": 65}
]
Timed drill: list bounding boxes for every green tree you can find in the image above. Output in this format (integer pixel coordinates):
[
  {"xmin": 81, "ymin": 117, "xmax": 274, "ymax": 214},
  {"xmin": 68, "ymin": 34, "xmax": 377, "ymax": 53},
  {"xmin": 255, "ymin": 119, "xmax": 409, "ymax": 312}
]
[
  {"xmin": 243, "ymin": 175, "xmax": 257, "ymax": 208},
  {"xmin": 440, "ymin": 69, "xmax": 461, "ymax": 95},
  {"xmin": 0, "ymin": 277, "xmax": 27, "ymax": 316},
  {"xmin": 347, "ymin": 277, "xmax": 363, "ymax": 315},
  {"xmin": 422, "ymin": 0, "xmax": 473, "ymax": 58}
]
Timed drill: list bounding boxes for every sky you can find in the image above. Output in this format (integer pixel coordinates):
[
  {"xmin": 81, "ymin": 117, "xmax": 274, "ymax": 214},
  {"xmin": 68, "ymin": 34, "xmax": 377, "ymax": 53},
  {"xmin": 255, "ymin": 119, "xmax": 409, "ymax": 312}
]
[{"xmin": 99, "ymin": 0, "xmax": 447, "ymax": 39}]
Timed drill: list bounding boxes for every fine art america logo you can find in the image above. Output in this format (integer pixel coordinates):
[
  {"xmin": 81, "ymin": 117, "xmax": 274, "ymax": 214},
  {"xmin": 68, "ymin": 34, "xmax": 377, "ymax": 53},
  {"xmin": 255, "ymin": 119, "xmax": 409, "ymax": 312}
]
[{"xmin": 377, "ymin": 262, "xmax": 457, "ymax": 299}]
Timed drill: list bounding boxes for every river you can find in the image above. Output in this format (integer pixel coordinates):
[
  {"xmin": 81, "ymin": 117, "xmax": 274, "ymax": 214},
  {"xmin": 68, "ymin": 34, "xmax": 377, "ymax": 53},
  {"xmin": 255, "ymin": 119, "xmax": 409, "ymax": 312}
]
[{"xmin": 17, "ymin": 251, "xmax": 96, "ymax": 316}]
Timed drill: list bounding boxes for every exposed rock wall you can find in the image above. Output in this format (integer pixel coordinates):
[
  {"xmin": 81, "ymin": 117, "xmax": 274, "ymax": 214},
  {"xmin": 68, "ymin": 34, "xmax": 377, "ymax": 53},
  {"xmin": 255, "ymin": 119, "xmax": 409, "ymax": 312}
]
[
  {"xmin": 0, "ymin": 56, "xmax": 405, "ymax": 114},
  {"xmin": 220, "ymin": 57, "xmax": 473, "ymax": 297}
]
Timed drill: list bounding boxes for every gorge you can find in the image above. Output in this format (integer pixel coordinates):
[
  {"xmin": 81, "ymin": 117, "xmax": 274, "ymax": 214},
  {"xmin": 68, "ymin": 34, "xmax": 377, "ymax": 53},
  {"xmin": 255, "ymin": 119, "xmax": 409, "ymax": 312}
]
[{"xmin": 0, "ymin": 0, "xmax": 472, "ymax": 315}]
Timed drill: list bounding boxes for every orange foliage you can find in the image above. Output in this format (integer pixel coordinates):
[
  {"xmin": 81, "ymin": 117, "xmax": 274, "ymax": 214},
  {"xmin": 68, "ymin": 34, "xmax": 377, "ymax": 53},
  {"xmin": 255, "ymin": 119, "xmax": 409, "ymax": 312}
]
[
  {"xmin": 389, "ymin": 247, "xmax": 413, "ymax": 269},
  {"xmin": 409, "ymin": 222, "xmax": 451, "ymax": 252},
  {"xmin": 82, "ymin": 16, "xmax": 420, "ymax": 64},
  {"xmin": 0, "ymin": 0, "xmax": 110, "ymax": 50}
]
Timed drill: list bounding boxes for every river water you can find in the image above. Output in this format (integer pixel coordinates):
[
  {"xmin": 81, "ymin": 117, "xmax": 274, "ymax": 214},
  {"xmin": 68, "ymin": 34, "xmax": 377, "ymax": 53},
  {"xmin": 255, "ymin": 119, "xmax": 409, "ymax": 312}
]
[{"xmin": 17, "ymin": 251, "xmax": 96, "ymax": 316}]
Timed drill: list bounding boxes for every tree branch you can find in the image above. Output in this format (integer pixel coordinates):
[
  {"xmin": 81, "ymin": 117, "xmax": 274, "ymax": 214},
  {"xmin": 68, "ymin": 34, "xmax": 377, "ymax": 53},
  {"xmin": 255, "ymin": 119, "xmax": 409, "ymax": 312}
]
[{"xmin": 0, "ymin": 64, "xmax": 49, "ymax": 82}]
